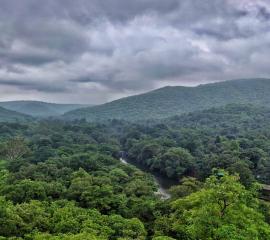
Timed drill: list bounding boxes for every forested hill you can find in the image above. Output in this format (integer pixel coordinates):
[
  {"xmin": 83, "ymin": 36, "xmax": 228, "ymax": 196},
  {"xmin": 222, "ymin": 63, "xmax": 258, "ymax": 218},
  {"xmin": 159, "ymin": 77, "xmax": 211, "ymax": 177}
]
[
  {"xmin": 1, "ymin": 81, "xmax": 270, "ymax": 239},
  {"xmin": 64, "ymin": 78, "xmax": 270, "ymax": 121},
  {"xmin": 160, "ymin": 103, "xmax": 270, "ymax": 131},
  {"xmin": 0, "ymin": 106, "xmax": 32, "ymax": 122},
  {"xmin": 120, "ymin": 103, "xmax": 270, "ymax": 185},
  {"xmin": 1, "ymin": 103, "xmax": 270, "ymax": 239},
  {"xmin": 0, "ymin": 101, "xmax": 88, "ymax": 118}
]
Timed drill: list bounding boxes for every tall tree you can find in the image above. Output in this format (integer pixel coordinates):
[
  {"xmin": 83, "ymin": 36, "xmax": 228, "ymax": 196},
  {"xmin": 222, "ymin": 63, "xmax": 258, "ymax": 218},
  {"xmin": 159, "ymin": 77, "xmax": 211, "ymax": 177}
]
[
  {"xmin": 170, "ymin": 171, "xmax": 270, "ymax": 240},
  {"xmin": 5, "ymin": 137, "xmax": 29, "ymax": 162}
]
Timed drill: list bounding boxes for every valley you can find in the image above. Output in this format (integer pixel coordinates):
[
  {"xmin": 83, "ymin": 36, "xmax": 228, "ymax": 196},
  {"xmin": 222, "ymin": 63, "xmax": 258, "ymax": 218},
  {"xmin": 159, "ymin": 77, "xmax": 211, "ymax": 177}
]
[
  {"xmin": 1, "ymin": 80, "xmax": 270, "ymax": 239},
  {"xmin": 2, "ymin": 1, "xmax": 270, "ymax": 238},
  {"xmin": 120, "ymin": 156, "xmax": 174, "ymax": 200}
]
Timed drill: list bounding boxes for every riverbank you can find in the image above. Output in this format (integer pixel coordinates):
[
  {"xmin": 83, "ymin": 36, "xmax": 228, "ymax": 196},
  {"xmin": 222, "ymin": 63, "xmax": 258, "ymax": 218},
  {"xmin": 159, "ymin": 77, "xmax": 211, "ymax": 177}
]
[{"xmin": 120, "ymin": 157, "xmax": 177, "ymax": 199}]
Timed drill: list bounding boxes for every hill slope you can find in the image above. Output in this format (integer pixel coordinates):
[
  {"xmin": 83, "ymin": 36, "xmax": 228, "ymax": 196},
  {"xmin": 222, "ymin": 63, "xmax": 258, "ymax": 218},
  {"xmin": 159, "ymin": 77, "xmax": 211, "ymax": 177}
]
[
  {"xmin": 0, "ymin": 106, "xmax": 33, "ymax": 122},
  {"xmin": 0, "ymin": 101, "xmax": 89, "ymax": 118},
  {"xmin": 64, "ymin": 78, "xmax": 270, "ymax": 121},
  {"xmin": 119, "ymin": 103, "xmax": 270, "ymax": 184},
  {"xmin": 162, "ymin": 103, "xmax": 270, "ymax": 131}
]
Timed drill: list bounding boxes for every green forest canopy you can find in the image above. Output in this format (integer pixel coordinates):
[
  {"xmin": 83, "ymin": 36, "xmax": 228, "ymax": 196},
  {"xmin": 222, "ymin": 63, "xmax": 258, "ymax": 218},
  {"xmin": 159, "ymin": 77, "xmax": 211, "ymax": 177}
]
[
  {"xmin": 64, "ymin": 78, "xmax": 270, "ymax": 121},
  {"xmin": 1, "ymin": 103, "xmax": 270, "ymax": 239}
]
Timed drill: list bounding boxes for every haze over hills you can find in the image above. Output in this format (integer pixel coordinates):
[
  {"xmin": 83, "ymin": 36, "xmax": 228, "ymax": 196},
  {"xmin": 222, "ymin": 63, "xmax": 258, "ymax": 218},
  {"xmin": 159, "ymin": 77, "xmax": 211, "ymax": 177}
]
[
  {"xmin": 0, "ymin": 106, "xmax": 33, "ymax": 122},
  {"xmin": 64, "ymin": 78, "xmax": 270, "ymax": 121},
  {"xmin": 0, "ymin": 101, "xmax": 89, "ymax": 118},
  {"xmin": 162, "ymin": 103, "xmax": 270, "ymax": 130}
]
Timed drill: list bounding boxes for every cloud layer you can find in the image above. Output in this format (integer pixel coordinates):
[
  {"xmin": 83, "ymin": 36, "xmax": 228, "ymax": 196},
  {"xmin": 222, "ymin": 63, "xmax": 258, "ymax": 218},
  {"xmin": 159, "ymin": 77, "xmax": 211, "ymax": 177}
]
[{"xmin": 0, "ymin": 0, "xmax": 270, "ymax": 103}]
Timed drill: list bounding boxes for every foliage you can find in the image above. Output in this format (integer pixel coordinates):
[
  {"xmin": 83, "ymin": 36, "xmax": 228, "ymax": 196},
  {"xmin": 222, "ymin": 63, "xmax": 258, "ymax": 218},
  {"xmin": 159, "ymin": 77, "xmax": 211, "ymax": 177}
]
[
  {"xmin": 169, "ymin": 172, "xmax": 270, "ymax": 239},
  {"xmin": 64, "ymin": 78, "xmax": 270, "ymax": 121},
  {"xmin": 1, "ymin": 103, "xmax": 270, "ymax": 239},
  {"xmin": 0, "ymin": 106, "xmax": 32, "ymax": 123},
  {"xmin": 120, "ymin": 104, "xmax": 270, "ymax": 185},
  {"xmin": 0, "ymin": 101, "xmax": 89, "ymax": 118}
]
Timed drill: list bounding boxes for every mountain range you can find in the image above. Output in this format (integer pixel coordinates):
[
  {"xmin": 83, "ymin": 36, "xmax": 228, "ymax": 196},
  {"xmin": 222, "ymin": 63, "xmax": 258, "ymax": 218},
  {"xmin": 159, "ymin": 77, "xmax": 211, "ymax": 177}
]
[
  {"xmin": 0, "ymin": 101, "xmax": 89, "ymax": 118},
  {"xmin": 1, "ymin": 78, "xmax": 270, "ymax": 122},
  {"xmin": 63, "ymin": 78, "xmax": 270, "ymax": 121},
  {"xmin": 0, "ymin": 106, "xmax": 33, "ymax": 122}
]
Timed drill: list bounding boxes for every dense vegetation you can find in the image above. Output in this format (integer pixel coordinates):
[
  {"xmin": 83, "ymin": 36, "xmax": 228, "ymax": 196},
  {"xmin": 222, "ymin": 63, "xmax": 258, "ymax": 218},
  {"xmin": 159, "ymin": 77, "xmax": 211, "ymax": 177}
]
[
  {"xmin": 0, "ymin": 101, "xmax": 88, "ymax": 118},
  {"xmin": 0, "ymin": 106, "xmax": 33, "ymax": 122},
  {"xmin": 64, "ymin": 78, "xmax": 270, "ymax": 121},
  {"xmin": 1, "ymin": 103, "xmax": 270, "ymax": 239},
  {"xmin": 0, "ymin": 121, "xmax": 157, "ymax": 239},
  {"xmin": 122, "ymin": 104, "xmax": 270, "ymax": 186}
]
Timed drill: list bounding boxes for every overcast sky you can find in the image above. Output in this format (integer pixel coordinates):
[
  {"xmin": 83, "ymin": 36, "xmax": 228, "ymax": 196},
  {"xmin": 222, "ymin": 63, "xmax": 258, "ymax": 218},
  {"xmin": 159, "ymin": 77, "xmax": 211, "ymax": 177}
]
[{"xmin": 0, "ymin": 0, "xmax": 270, "ymax": 104}]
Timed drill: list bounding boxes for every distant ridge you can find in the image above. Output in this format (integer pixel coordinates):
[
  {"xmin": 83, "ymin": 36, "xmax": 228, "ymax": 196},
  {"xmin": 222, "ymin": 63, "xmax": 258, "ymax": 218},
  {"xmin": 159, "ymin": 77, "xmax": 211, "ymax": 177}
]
[
  {"xmin": 0, "ymin": 106, "xmax": 33, "ymax": 122},
  {"xmin": 0, "ymin": 101, "xmax": 89, "ymax": 118},
  {"xmin": 63, "ymin": 78, "xmax": 270, "ymax": 121}
]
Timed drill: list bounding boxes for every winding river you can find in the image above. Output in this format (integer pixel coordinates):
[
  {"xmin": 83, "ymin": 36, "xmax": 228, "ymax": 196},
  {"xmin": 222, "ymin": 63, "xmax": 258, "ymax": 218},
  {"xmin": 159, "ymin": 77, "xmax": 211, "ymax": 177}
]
[{"xmin": 120, "ymin": 157, "xmax": 177, "ymax": 200}]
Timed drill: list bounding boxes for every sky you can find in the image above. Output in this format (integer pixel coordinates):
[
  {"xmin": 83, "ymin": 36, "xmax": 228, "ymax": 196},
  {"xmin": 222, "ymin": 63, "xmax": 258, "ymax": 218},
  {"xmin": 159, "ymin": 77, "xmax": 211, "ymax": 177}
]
[{"xmin": 0, "ymin": 0, "xmax": 270, "ymax": 104}]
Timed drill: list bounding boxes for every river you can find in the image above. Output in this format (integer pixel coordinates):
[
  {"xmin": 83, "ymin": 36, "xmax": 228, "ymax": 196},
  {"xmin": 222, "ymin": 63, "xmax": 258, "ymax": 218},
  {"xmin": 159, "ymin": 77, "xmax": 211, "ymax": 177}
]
[{"xmin": 120, "ymin": 157, "xmax": 177, "ymax": 200}]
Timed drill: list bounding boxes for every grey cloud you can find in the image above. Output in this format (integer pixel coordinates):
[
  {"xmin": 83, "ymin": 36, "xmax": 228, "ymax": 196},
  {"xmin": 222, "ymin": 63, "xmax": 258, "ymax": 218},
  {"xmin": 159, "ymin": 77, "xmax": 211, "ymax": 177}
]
[
  {"xmin": 0, "ymin": 0, "xmax": 270, "ymax": 103},
  {"xmin": 0, "ymin": 0, "xmax": 179, "ymax": 24},
  {"xmin": 0, "ymin": 79, "xmax": 67, "ymax": 93},
  {"xmin": 257, "ymin": 6, "xmax": 270, "ymax": 20},
  {"xmin": 0, "ymin": 47, "xmax": 59, "ymax": 66}
]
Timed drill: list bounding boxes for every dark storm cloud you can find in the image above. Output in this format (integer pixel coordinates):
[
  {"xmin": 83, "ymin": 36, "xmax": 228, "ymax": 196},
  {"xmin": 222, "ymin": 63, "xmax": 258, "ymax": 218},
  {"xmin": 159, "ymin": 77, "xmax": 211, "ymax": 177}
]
[
  {"xmin": 0, "ymin": 0, "xmax": 270, "ymax": 103},
  {"xmin": 257, "ymin": 6, "xmax": 270, "ymax": 20},
  {"xmin": 0, "ymin": 78, "xmax": 67, "ymax": 92}
]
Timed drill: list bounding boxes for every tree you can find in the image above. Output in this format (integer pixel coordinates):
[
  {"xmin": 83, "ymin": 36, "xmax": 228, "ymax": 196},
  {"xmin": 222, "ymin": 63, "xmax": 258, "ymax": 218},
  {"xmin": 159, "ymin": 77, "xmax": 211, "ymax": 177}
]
[
  {"xmin": 2, "ymin": 179, "xmax": 47, "ymax": 203},
  {"xmin": 161, "ymin": 147, "xmax": 194, "ymax": 178},
  {"xmin": 170, "ymin": 171, "xmax": 270, "ymax": 240},
  {"xmin": 153, "ymin": 237, "xmax": 176, "ymax": 240},
  {"xmin": 169, "ymin": 177, "xmax": 202, "ymax": 199},
  {"xmin": 4, "ymin": 138, "xmax": 30, "ymax": 172},
  {"xmin": 5, "ymin": 138, "xmax": 29, "ymax": 162},
  {"xmin": 227, "ymin": 161, "xmax": 255, "ymax": 187},
  {"xmin": 32, "ymin": 232, "xmax": 105, "ymax": 240},
  {"xmin": 107, "ymin": 215, "xmax": 146, "ymax": 240}
]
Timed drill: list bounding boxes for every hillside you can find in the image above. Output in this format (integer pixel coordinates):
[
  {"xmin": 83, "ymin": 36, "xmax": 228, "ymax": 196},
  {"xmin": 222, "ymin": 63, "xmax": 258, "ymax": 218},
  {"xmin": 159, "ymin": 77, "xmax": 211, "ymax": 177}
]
[
  {"xmin": 0, "ymin": 106, "xmax": 33, "ymax": 122},
  {"xmin": 162, "ymin": 103, "xmax": 270, "ymax": 131},
  {"xmin": 64, "ymin": 78, "xmax": 270, "ymax": 121},
  {"xmin": 119, "ymin": 103, "xmax": 270, "ymax": 184},
  {"xmin": 0, "ymin": 101, "xmax": 89, "ymax": 118},
  {"xmin": 3, "ymin": 108, "xmax": 270, "ymax": 239}
]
